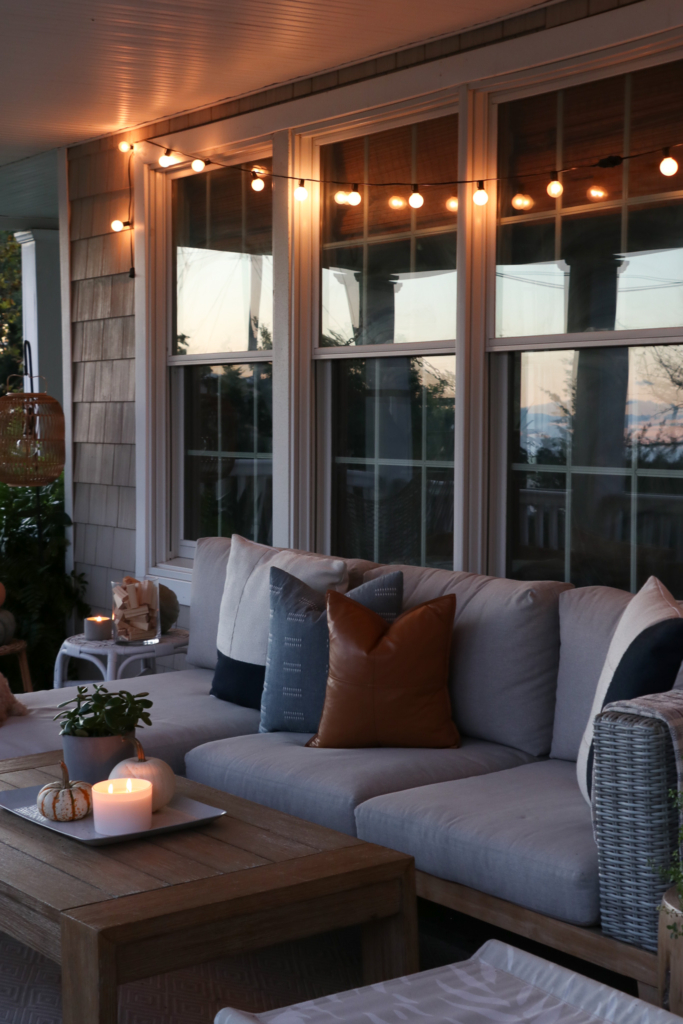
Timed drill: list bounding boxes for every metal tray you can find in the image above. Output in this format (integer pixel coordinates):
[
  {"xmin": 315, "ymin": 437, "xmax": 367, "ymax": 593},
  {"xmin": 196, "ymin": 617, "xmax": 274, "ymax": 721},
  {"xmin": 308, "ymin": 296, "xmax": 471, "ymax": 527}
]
[{"xmin": 0, "ymin": 785, "xmax": 226, "ymax": 845}]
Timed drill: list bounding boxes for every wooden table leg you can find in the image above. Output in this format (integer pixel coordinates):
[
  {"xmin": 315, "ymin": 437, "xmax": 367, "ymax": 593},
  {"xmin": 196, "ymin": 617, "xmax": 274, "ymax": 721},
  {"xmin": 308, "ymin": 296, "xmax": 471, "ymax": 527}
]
[
  {"xmin": 17, "ymin": 646, "xmax": 33, "ymax": 692},
  {"xmin": 61, "ymin": 915, "xmax": 118, "ymax": 1024},
  {"xmin": 361, "ymin": 862, "xmax": 419, "ymax": 984}
]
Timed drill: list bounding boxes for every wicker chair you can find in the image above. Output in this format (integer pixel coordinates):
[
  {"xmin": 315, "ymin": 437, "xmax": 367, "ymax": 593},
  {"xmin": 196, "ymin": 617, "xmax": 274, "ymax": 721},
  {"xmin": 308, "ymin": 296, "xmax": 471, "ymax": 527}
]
[{"xmin": 593, "ymin": 708, "xmax": 678, "ymax": 952}]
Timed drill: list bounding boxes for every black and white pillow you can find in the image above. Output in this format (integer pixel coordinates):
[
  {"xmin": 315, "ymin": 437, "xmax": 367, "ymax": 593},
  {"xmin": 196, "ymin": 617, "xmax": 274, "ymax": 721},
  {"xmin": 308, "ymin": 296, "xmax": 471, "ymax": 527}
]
[
  {"xmin": 577, "ymin": 576, "xmax": 683, "ymax": 805},
  {"xmin": 211, "ymin": 535, "xmax": 349, "ymax": 710}
]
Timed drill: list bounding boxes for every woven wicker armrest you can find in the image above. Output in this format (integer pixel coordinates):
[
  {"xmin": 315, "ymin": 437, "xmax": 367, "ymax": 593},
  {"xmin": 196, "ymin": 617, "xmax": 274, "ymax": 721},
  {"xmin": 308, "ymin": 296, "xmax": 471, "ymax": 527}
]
[{"xmin": 593, "ymin": 708, "xmax": 678, "ymax": 951}]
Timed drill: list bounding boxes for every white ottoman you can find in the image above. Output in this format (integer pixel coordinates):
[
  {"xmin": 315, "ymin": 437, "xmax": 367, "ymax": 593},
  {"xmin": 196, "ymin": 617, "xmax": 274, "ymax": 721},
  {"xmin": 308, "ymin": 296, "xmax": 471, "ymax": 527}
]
[{"xmin": 215, "ymin": 939, "xmax": 678, "ymax": 1024}]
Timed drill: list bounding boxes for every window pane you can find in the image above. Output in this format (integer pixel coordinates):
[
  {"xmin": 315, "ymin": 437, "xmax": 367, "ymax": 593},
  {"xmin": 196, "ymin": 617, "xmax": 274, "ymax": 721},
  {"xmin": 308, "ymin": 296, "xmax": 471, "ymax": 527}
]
[
  {"xmin": 496, "ymin": 61, "xmax": 683, "ymax": 337},
  {"xmin": 183, "ymin": 363, "xmax": 272, "ymax": 542},
  {"xmin": 325, "ymin": 355, "xmax": 455, "ymax": 568},
  {"xmin": 173, "ymin": 162, "xmax": 273, "ymax": 354},
  {"xmin": 321, "ymin": 114, "xmax": 458, "ymax": 347},
  {"xmin": 506, "ymin": 346, "xmax": 683, "ymax": 595}
]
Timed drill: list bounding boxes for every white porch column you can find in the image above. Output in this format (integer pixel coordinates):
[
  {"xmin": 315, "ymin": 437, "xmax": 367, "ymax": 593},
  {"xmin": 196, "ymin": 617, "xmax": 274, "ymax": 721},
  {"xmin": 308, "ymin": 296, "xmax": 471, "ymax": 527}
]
[{"xmin": 13, "ymin": 228, "xmax": 62, "ymax": 404}]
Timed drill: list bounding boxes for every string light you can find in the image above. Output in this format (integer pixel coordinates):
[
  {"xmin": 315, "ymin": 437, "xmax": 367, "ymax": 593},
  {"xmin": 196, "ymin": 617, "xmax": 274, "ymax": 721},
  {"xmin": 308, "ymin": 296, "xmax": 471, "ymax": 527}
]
[
  {"xmin": 294, "ymin": 179, "xmax": 308, "ymax": 201},
  {"xmin": 473, "ymin": 181, "xmax": 488, "ymax": 206},
  {"xmin": 191, "ymin": 159, "xmax": 206, "ymax": 172},
  {"xmin": 158, "ymin": 149, "xmax": 174, "ymax": 168},
  {"xmin": 389, "ymin": 196, "xmax": 406, "ymax": 209},
  {"xmin": 408, "ymin": 185, "xmax": 424, "ymax": 209},
  {"xmin": 660, "ymin": 148, "xmax": 679, "ymax": 176},
  {"xmin": 511, "ymin": 193, "xmax": 534, "ymax": 211},
  {"xmin": 347, "ymin": 184, "xmax": 361, "ymax": 206},
  {"xmin": 335, "ymin": 190, "xmax": 349, "ymax": 204},
  {"xmin": 547, "ymin": 174, "xmax": 563, "ymax": 198},
  {"xmin": 251, "ymin": 170, "xmax": 265, "ymax": 191},
  {"xmin": 445, "ymin": 196, "xmax": 458, "ymax": 212},
  {"xmin": 110, "ymin": 219, "xmax": 130, "ymax": 232},
  {"xmin": 587, "ymin": 185, "xmax": 607, "ymax": 201},
  {"xmin": 118, "ymin": 141, "xmax": 133, "ymax": 153}
]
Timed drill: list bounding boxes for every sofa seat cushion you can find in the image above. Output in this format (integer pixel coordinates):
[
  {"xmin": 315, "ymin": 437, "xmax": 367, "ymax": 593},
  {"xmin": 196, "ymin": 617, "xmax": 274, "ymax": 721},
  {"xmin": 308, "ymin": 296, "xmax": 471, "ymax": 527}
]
[
  {"xmin": 355, "ymin": 759, "xmax": 598, "ymax": 926},
  {"xmin": 1, "ymin": 670, "xmax": 260, "ymax": 774},
  {"xmin": 184, "ymin": 732, "xmax": 537, "ymax": 836}
]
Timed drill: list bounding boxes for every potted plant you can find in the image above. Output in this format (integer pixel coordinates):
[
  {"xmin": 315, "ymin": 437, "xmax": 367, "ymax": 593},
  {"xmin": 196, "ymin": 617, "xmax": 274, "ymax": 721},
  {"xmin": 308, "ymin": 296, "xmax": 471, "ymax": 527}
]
[{"xmin": 55, "ymin": 684, "xmax": 153, "ymax": 784}]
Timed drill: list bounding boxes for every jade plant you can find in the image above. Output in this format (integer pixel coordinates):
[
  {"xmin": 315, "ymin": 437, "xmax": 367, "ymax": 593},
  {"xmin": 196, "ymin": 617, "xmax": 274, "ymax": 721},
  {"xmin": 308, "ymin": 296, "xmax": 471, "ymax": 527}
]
[
  {"xmin": 660, "ymin": 788, "xmax": 683, "ymax": 938},
  {"xmin": 54, "ymin": 684, "xmax": 153, "ymax": 737}
]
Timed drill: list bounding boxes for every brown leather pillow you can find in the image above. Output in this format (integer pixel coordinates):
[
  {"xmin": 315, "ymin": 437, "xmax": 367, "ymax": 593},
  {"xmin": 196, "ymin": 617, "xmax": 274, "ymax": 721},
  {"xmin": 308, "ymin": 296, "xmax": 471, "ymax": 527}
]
[{"xmin": 307, "ymin": 591, "xmax": 459, "ymax": 749}]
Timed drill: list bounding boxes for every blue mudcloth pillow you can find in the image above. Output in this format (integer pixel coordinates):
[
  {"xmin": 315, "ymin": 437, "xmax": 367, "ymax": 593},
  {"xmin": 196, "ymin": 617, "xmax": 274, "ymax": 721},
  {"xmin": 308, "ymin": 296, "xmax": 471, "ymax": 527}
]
[{"xmin": 259, "ymin": 567, "xmax": 403, "ymax": 733}]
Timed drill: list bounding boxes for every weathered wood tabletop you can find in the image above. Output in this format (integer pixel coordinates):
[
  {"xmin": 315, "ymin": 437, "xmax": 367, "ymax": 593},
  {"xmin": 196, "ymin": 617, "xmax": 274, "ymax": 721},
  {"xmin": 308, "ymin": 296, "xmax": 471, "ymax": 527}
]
[{"xmin": 0, "ymin": 750, "xmax": 417, "ymax": 1024}]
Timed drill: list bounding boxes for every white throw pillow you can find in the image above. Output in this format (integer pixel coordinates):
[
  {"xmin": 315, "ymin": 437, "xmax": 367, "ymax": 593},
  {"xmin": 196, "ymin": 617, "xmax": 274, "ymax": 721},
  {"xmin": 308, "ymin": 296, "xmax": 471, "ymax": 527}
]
[
  {"xmin": 576, "ymin": 576, "xmax": 683, "ymax": 805},
  {"xmin": 216, "ymin": 535, "xmax": 348, "ymax": 667}
]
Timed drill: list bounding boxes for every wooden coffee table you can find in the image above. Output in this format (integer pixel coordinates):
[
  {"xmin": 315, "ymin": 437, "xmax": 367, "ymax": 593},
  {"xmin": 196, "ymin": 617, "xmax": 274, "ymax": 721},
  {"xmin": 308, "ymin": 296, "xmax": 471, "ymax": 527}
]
[{"xmin": 0, "ymin": 751, "xmax": 418, "ymax": 1024}]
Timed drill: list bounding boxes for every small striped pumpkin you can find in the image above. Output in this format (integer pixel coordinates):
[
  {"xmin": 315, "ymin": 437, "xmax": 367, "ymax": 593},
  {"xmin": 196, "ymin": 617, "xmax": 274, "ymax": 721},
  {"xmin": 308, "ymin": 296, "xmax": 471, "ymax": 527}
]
[{"xmin": 37, "ymin": 761, "xmax": 92, "ymax": 822}]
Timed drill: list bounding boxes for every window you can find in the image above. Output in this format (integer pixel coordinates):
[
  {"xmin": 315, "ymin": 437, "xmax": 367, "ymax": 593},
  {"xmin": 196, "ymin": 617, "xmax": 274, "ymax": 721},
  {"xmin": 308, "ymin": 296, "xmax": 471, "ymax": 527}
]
[
  {"xmin": 505, "ymin": 345, "xmax": 683, "ymax": 593},
  {"xmin": 317, "ymin": 114, "xmax": 458, "ymax": 567},
  {"xmin": 171, "ymin": 163, "xmax": 273, "ymax": 550},
  {"xmin": 319, "ymin": 355, "xmax": 455, "ymax": 566},
  {"xmin": 320, "ymin": 114, "xmax": 458, "ymax": 346},
  {"xmin": 496, "ymin": 63, "xmax": 683, "ymax": 338}
]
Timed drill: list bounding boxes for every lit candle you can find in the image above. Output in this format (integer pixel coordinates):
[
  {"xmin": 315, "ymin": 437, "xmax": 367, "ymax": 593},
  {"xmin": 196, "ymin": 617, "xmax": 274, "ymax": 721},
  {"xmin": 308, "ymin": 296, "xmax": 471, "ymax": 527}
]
[
  {"xmin": 92, "ymin": 777, "xmax": 152, "ymax": 835},
  {"xmin": 84, "ymin": 615, "xmax": 112, "ymax": 641}
]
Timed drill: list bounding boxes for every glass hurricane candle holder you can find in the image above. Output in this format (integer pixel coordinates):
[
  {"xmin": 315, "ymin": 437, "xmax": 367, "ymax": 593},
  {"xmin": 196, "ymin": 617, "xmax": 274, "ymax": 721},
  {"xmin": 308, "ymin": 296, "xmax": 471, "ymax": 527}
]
[{"xmin": 111, "ymin": 576, "xmax": 161, "ymax": 643}]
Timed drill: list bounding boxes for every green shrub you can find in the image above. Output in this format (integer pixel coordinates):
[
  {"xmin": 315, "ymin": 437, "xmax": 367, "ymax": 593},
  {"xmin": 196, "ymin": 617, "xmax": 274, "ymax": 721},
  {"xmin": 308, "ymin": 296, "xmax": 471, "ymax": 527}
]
[{"xmin": 0, "ymin": 475, "xmax": 89, "ymax": 690}]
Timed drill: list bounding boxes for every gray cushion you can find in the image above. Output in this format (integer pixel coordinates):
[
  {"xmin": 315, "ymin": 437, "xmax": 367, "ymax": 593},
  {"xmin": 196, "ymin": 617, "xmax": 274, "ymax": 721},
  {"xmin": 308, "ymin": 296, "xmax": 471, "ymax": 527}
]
[
  {"xmin": 365, "ymin": 565, "xmax": 572, "ymax": 756},
  {"xmin": 7, "ymin": 670, "xmax": 260, "ymax": 773},
  {"xmin": 186, "ymin": 537, "xmax": 232, "ymax": 668},
  {"xmin": 260, "ymin": 569, "xmax": 403, "ymax": 734},
  {"xmin": 184, "ymin": 732, "xmax": 536, "ymax": 836},
  {"xmin": 550, "ymin": 586, "xmax": 632, "ymax": 761},
  {"xmin": 355, "ymin": 759, "xmax": 598, "ymax": 926}
]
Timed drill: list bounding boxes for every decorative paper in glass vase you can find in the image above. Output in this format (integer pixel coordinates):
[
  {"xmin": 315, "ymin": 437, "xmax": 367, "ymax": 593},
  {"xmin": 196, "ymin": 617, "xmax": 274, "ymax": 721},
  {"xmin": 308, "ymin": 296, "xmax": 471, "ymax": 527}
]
[{"xmin": 111, "ymin": 577, "xmax": 161, "ymax": 643}]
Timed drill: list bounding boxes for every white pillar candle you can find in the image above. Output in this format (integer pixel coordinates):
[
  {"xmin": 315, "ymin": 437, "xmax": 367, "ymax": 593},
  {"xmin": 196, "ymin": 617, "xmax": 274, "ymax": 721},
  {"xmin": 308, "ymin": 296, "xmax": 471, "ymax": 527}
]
[
  {"xmin": 84, "ymin": 615, "xmax": 112, "ymax": 641},
  {"xmin": 92, "ymin": 777, "xmax": 153, "ymax": 835}
]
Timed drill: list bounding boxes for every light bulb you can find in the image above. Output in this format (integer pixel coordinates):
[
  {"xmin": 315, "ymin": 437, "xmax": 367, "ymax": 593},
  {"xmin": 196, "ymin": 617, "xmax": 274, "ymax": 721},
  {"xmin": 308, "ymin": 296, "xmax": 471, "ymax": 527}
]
[
  {"xmin": 334, "ymin": 190, "xmax": 349, "ymax": 204},
  {"xmin": 660, "ymin": 149, "xmax": 678, "ymax": 177},
  {"xmin": 587, "ymin": 185, "xmax": 607, "ymax": 201},
  {"xmin": 191, "ymin": 159, "xmax": 206, "ymax": 172},
  {"xmin": 547, "ymin": 176, "xmax": 563, "ymax": 198},
  {"xmin": 472, "ymin": 181, "xmax": 488, "ymax": 206},
  {"xmin": 445, "ymin": 196, "xmax": 458, "ymax": 212},
  {"xmin": 347, "ymin": 185, "xmax": 361, "ymax": 206},
  {"xmin": 110, "ymin": 220, "xmax": 128, "ymax": 232},
  {"xmin": 251, "ymin": 171, "xmax": 265, "ymax": 191},
  {"xmin": 118, "ymin": 141, "xmax": 132, "ymax": 153},
  {"xmin": 159, "ymin": 149, "xmax": 174, "ymax": 168},
  {"xmin": 408, "ymin": 185, "xmax": 424, "ymax": 209},
  {"xmin": 389, "ymin": 196, "xmax": 406, "ymax": 209},
  {"xmin": 294, "ymin": 180, "xmax": 308, "ymax": 202}
]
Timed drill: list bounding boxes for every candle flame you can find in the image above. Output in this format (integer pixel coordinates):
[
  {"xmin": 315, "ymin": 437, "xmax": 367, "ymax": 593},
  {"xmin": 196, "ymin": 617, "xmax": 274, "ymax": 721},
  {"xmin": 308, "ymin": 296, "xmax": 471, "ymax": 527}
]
[
  {"xmin": 108, "ymin": 783, "xmax": 114, "ymax": 794},
  {"xmin": 126, "ymin": 778, "xmax": 132, "ymax": 792}
]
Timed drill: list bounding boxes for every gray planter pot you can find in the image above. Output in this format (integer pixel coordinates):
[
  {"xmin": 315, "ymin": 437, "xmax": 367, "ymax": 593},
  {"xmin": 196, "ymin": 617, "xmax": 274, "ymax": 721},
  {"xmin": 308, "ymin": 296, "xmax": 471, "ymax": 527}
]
[{"xmin": 61, "ymin": 732, "xmax": 136, "ymax": 785}]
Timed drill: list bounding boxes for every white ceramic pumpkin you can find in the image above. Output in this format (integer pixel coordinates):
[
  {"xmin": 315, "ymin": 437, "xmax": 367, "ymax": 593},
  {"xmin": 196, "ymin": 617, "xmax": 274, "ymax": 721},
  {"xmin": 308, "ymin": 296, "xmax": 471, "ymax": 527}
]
[
  {"xmin": 37, "ymin": 761, "xmax": 92, "ymax": 822},
  {"xmin": 109, "ymin": 738, "xmax": 175, "ymax": 811}
]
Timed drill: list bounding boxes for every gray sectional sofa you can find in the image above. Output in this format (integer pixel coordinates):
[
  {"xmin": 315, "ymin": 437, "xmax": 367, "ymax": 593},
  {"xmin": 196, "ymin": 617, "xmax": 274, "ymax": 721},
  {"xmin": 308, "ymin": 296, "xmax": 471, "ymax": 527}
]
[{"xmin": 1, "ymin": 537, "xmax": 667, "ymax": 993}]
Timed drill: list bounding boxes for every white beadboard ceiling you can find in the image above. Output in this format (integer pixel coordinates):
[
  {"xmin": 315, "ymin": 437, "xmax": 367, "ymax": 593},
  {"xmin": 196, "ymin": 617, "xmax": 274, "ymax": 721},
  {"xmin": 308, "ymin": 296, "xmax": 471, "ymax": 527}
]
[{"xmin": 0, "ymin": 0, "xmax": 548, "ymax": 169}]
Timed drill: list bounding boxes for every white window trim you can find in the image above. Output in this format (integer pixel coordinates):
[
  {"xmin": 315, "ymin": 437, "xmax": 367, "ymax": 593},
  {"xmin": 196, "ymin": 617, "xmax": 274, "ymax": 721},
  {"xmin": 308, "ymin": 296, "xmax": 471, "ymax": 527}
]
[{"xmin": 131, "ymin": 2, "xmax": 683, "ymax": 601}]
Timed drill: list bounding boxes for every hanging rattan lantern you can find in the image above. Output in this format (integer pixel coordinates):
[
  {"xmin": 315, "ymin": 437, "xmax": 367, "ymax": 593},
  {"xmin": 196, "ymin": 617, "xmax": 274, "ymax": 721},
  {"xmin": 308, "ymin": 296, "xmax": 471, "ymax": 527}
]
[{"xmin": 0, "ymin": 342, "xmax": 65, "ymax": 487}]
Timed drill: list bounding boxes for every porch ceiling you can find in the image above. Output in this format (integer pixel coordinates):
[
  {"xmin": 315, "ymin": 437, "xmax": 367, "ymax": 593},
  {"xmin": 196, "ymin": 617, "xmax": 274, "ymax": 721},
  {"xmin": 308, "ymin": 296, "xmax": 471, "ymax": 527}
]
[{"xmin": 1, "ymin": 0, "xmax": 550, "ymax": 168}]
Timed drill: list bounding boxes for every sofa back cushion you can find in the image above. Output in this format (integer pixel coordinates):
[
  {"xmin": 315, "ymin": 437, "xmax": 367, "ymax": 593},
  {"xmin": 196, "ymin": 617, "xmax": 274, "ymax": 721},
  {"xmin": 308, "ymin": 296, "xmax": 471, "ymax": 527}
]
[
  {"xmin": 549, "ymin": 586, "xmax": 632, "ymax": 762},
  {"xmin": 186, "ymin": 537, "xmax": 232, "ymax": 669},
  {"xmin": 365, "ymin": 565, "xmax": 572, "ymax": 756}
]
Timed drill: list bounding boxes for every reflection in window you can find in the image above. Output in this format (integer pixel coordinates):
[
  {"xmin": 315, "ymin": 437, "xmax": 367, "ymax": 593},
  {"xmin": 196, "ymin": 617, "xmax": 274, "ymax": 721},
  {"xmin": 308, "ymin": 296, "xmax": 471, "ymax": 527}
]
[
  {"xmin": 496, "ymin": 60, "xmax": 683, "ymax": 337},
  {"xmin": 183, "ymin": 363, "xmax": 272, "ymax": 543},
  {"xmin": 320, "ymin": 115, "xmax": 458, "ymax": 346},
  {"xmin": 506, "ymin": 346, "xmax": 683, "ymax": 594},
  {"xmin": 173, "ymin": 162, "xmax": 273, "ymax": 354},
  {"xmin": 323, "ymin": 356, "xmax": 455, "ymax": 567}
]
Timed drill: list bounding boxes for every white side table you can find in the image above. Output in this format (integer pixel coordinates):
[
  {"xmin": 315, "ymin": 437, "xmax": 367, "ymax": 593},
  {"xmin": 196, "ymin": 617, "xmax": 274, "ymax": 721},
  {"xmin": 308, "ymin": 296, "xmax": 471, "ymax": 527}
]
[{"xmin": 53, "ymin": 628, "xmax": 190, "ymax": 688}]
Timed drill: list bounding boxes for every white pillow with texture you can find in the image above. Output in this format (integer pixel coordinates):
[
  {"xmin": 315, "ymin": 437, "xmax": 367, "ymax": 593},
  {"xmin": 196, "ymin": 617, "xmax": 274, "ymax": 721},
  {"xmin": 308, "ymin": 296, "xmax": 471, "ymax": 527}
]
[
  {"xmin": 216, "ymin": 535, "xmax": 349, "ymax": 667},
  {"xmin": 576, "ymin": 576, "xmax": 683, "ymax": 805}
]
